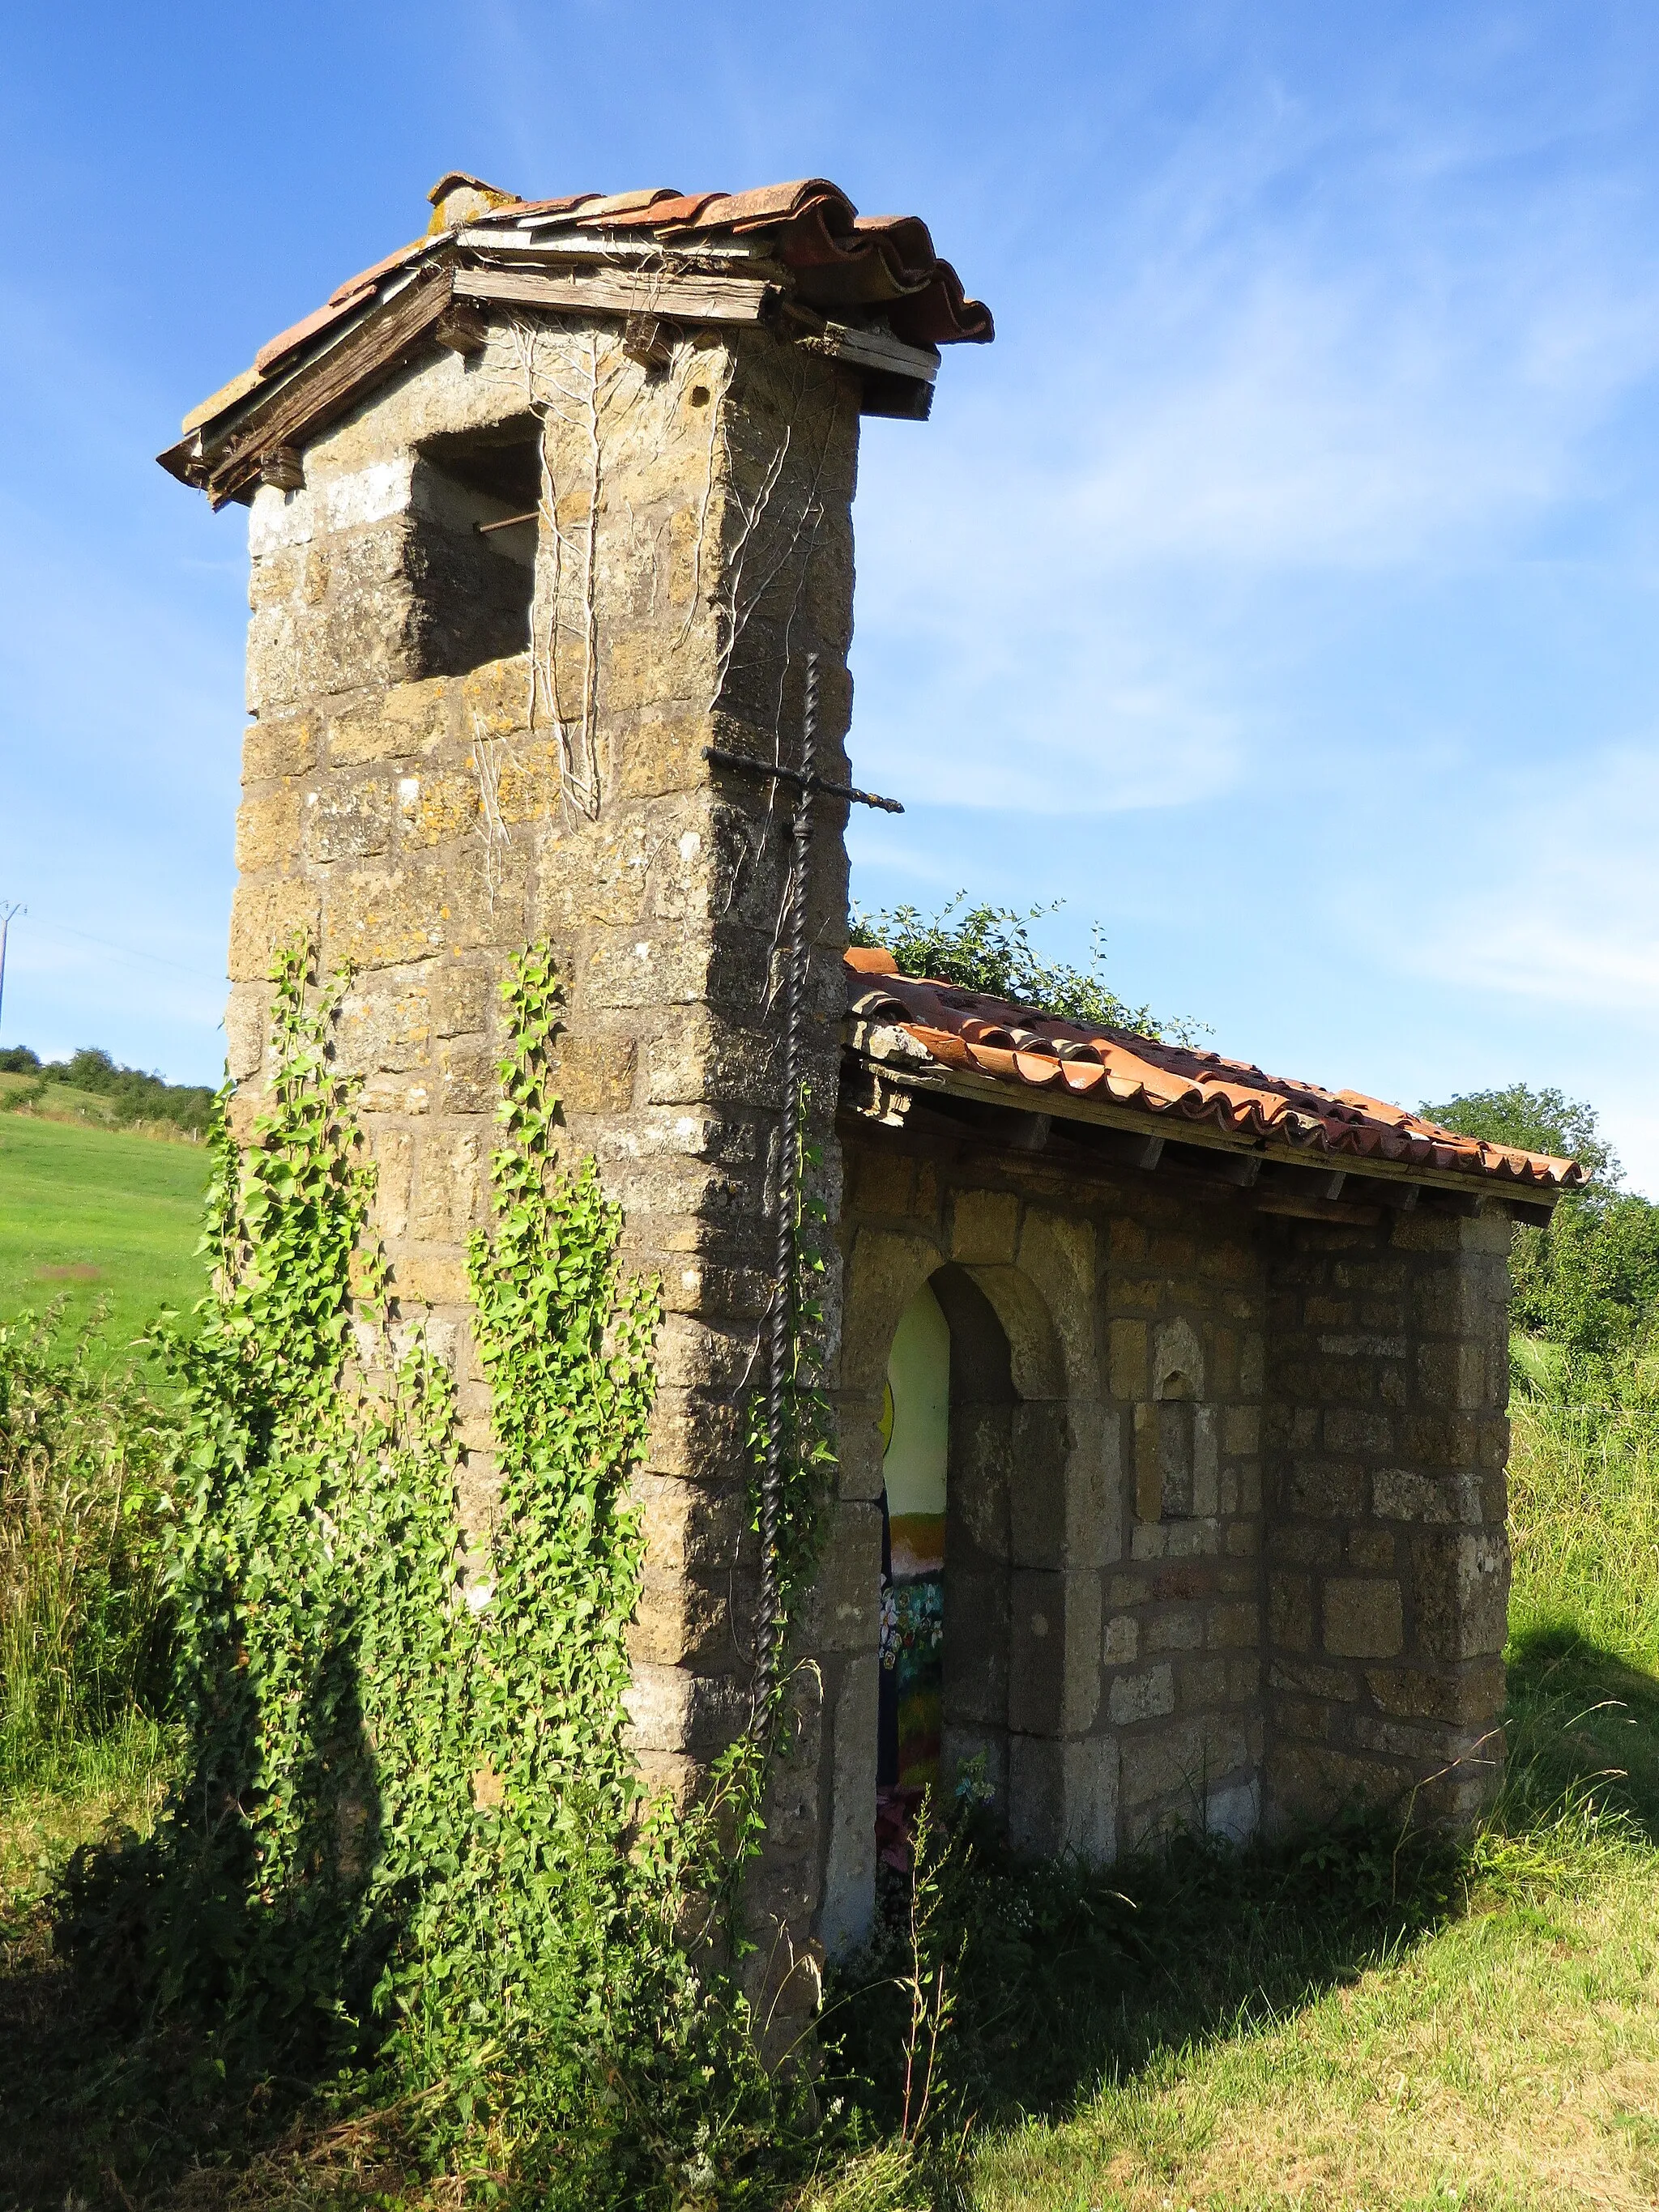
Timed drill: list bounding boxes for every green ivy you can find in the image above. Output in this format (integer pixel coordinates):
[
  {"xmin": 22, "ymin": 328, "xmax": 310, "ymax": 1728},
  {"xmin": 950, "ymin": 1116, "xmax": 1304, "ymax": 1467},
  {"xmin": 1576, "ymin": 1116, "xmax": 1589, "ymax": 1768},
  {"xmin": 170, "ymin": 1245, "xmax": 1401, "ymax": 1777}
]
[{"xmin": 62, "ymin": 934, "xmax": 826, "ymax": 2201}]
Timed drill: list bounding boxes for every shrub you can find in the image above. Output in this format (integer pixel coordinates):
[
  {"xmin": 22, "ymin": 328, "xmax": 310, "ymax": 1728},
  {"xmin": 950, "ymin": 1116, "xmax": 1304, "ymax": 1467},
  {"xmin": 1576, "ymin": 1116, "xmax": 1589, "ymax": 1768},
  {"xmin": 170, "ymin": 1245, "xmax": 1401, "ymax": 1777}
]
[
  {"xmin": 1423, "ymin": 1083, "xmax": 1659, "ymax": 1387},
  {"xmin": 849, "ymin": 894, "xmax": 1205, "ymax": 1045},
  {"xmin": 49, "ymin": 1046, "xmax": 218, "ymax": 1136}
]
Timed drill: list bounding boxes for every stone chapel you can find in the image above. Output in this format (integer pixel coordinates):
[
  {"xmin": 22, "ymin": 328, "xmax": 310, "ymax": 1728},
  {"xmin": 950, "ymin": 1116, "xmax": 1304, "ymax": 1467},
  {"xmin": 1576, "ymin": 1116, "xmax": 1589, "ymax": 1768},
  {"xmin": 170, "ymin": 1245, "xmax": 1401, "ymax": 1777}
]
[{"xmin": 161, "ymin": 169, "xmax": 1584, "ymax": 2001}]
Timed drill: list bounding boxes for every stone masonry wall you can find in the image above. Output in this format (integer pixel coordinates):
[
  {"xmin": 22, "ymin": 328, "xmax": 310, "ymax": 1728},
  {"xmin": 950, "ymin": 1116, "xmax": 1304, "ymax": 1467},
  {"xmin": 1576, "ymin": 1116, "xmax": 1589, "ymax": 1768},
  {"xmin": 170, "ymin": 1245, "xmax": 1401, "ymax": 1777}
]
[
  {"xmin": 1262, "ymin": 1207, "xmax": 1513, "ymax": 1825},
  {"xmin": 826, "ymin": 1130, "xmax": 1273, "ymax": 1950},
  {"xmin": 824, "ymin": 1124, "xmax": 1515, "ymax": 1954},
  {"xmin": 228, "ymin": 309, "xmax": 864, "ymax": 2024}
]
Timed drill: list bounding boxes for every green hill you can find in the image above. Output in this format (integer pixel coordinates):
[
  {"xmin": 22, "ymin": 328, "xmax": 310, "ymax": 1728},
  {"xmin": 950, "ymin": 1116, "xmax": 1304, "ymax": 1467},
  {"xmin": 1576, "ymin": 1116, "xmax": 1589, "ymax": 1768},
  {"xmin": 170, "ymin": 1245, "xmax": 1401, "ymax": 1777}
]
[{"xmin": 0, "ymin": 1110, "xmax": 212, "ymax": 1357}]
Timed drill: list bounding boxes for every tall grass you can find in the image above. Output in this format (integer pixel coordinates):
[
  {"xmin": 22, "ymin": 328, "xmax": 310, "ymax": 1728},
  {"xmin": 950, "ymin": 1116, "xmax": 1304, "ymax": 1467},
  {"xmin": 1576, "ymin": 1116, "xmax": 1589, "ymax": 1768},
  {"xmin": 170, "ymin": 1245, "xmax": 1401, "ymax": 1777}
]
[
  {"xmin": 1508, "ymin": 1383, "xmax": 1659, "ymax": 1671},
  {"xmin": 0, "ymin": 1304, "xmax": 181, "ymax": 1788}
]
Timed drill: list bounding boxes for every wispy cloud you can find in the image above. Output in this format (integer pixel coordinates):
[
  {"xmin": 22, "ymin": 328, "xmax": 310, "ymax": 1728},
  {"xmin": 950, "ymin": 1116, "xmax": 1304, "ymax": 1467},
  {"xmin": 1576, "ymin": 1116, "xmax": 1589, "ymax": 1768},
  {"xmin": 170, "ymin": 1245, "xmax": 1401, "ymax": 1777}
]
[
  {"xmin": 848, "ymin": 62, "xmax": 1659, "ymax": 819},
  {"xmin": 1405, "ymin": 746, "xmax": 1659, "ymax": 1014}
]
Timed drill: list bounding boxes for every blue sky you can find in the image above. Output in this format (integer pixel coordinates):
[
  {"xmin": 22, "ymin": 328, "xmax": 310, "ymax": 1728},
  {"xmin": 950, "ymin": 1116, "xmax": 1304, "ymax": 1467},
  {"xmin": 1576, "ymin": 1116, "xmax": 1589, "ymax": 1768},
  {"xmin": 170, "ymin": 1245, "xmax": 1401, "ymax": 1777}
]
[{"xmin": 4, "ymin": 3, "xmax": 1658, "ymax": 1186}]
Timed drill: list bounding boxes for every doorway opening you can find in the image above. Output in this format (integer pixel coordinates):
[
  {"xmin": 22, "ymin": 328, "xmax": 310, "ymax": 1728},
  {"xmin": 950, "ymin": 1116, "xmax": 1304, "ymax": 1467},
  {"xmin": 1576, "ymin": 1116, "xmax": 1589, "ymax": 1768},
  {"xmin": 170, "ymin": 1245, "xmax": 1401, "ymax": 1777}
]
[{"xmin": 876, "ymin": 1278, "xmax": 949, "ymax": 1865}]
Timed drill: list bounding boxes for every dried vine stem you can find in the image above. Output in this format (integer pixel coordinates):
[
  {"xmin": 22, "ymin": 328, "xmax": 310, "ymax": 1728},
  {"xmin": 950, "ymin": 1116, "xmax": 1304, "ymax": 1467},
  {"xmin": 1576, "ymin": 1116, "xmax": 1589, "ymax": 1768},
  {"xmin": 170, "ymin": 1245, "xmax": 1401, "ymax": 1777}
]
[
  {"xmin": 506, "ymin": 321, "xmax": 619, "ymax": 822},
  {"xmin": 470, "ymin": 709, "xmax": 510, "ymax": 912}
]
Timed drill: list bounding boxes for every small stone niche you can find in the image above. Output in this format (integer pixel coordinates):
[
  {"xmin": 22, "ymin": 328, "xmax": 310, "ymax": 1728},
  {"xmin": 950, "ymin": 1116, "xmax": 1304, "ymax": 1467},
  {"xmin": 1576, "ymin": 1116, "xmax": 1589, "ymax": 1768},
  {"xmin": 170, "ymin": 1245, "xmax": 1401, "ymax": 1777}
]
[
  {"xmin": 406, "ymin": 420, "xmax": 542, "ymax": 677},
  {"xmin": 1155, "ymin": 1375, "xmax": 1196, "ymax": 1519}
]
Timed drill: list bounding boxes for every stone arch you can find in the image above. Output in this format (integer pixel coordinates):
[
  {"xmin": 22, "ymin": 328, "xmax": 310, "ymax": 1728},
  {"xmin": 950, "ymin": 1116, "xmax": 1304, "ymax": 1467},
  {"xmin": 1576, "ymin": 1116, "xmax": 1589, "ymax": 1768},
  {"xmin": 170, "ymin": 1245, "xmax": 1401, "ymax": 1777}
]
[{"xmin": 822, "ymin": 1223, "xmax": 1111, "ymax": 1955}]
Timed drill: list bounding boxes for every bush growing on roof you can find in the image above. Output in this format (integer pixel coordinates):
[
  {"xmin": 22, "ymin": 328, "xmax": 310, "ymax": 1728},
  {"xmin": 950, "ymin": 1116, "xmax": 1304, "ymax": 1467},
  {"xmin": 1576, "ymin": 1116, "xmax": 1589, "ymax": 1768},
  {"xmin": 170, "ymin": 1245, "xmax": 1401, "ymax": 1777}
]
[{"xmin": 848, "ymin": 894, "xmax": 1205, "ymax": 1046}]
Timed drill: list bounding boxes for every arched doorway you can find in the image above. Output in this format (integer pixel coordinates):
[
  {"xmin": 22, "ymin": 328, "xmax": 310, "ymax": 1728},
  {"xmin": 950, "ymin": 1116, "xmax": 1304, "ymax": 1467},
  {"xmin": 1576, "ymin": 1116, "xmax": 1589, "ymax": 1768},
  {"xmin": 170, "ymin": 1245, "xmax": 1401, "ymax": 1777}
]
[
  {"xmin": 876, "ymin": 1280, "xmax": 950, "ymax": 1862},
  {"xmin": 875, "ymin": 1267, "xmax": 1028, "ymax": 1861}
]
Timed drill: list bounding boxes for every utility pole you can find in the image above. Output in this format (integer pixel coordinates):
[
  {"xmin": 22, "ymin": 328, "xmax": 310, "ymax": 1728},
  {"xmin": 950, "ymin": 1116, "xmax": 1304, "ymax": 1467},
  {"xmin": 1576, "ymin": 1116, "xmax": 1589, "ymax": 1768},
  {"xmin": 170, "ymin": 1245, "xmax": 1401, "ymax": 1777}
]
[{"xmin": 0, "ymin": 904, "xmax": 23, "ymax": 1045}]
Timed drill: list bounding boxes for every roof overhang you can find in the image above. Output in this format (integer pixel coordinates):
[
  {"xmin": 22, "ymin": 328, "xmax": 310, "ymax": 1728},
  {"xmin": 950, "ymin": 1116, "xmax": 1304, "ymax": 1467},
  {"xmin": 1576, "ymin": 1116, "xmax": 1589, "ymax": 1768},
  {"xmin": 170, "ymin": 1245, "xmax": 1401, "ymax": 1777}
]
[{"xmin": 840, "ymin": 1022, "xmax": 1564, "ymax": 1231}]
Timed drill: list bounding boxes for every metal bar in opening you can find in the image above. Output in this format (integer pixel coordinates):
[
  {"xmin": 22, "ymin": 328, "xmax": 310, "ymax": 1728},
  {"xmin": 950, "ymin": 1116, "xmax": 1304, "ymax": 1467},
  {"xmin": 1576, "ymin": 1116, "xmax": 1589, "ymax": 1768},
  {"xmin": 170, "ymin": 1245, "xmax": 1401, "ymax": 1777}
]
[
  {"xmin": 702, "ymin": 744, "xmax": 904, "ymax": 815},
  {"xmin": 475, "ymin": 509, "xmax": 539, "ymax": 534}
]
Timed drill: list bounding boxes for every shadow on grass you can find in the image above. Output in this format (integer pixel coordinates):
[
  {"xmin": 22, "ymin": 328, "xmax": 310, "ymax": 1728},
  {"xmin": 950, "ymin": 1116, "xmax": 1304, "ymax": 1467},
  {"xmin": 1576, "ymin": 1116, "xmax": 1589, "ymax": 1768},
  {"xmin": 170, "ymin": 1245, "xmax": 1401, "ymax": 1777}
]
[
  {"xmin": 0, "ymin": 1635, "xmax": 405, "ymax": 2212},
  {"xmin": 1503, "ymin": 1622, "xmax": 1659, "ymax": 1840},
  {"xmin": 827, "ymin": 1630, "xmax": 1659, "ymax": 2146},
  {"xmin": 6, "ymin": 1634, "xmax": 1657, "ymax": 2208}
]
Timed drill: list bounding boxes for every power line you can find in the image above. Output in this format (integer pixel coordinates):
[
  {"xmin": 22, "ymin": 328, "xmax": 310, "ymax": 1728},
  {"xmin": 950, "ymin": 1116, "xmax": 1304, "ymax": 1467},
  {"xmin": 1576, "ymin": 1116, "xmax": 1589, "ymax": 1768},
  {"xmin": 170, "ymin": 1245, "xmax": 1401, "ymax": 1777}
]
[{"xmin": 21, "ymin": 912, "xmax": 218, "ymax": 984}]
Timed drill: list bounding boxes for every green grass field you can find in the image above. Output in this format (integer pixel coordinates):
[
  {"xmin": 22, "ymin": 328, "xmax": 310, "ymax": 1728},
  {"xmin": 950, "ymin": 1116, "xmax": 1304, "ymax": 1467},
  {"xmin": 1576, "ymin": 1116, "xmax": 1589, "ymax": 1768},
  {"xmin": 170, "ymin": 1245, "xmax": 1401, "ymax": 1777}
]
[{"xmin": 0, "ymin": 1110, "xmax": 213, "ymax": 1353}]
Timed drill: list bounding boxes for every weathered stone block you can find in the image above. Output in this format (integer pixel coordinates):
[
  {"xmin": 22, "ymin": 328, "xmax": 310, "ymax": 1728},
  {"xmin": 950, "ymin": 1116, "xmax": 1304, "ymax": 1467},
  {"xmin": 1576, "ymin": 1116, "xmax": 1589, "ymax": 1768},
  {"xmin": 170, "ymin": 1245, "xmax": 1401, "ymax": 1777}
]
[
  {"xmin": 1269, "ymin": 1656, "xmax": 1358, "ymax": 1702},
  {"xmin": 410, "ymin": 1132, "xmax": 482, "ymax": 1243},
  {"xmin": 628, "ymin": 1569, "xmax": 734, "ymax": 1666},
  {"xmin": 1285, "ymin": 1457, "xmax": 1367, "ymax": 1519},
  {"xmin": 1179, "ymin": 1656, "xmax": 1229, "ymax": 1709},
  {"xmin": 1110, "ymin": 1319, "xmax": 1148, "ymax": 1402},
  {"xmin": 951, "ymin": 1189, "xmax": 1020, "ymax": 1264},
  {"xmin": 797, "ymin": 1502, "xmax": 881, "ymax": 1653},
  {"xmin": 1109, "ymin": 1216, "xmax": 1147, "ymax": 1261},
  {"xmin": 327, "ymin": 854, "xmax": 530, "ymax": 971},
  {"xmin": 1266, "ymin": 1743, "xmax": 1406, "ymax": 1822},
  {"xmin": 1209, "ymin": 1602, "xmax": 1257, "ymax": 1649},
  {"xmin": 228, "ymin": 876, "xmax": 322, "ymax": 981},
  {"xmin": 1364, "ymin": 1656, "xmax": 1505, "ymax": 1724},
  {"xmin": 820, "ymin": 1655, "xmax": 880, "ymax": 1958},
  {"xmin": 1145, "ymin": 1609, "xmax": 1203, "ymax": 1654},
  {"xmin": 623, "ymin": 1663, "xmax": 747, "ymax": 1754},
  {"xmin": 244, "ymin": 712, "xmax": 317, "ymax": 780},
  {"xmin": 224, "ymin": 984, "xmax": 268, "ymax": 1080},
  {"xmin": 1223, "ymin": 1404, "xmax": 1260, "ymax": 1455},
  {"xmin": 1120, "ymin": 1718, "xmax": 1249, "ymax": 1810},
  {"xmin": 942, "ymin": 1562, "xmax": 1010, "ymax": 1726},
  {"xmin": 235, "ymin": 787, "xmax": 305, "ymax": 874},
  {"xmin": 1103, "ymin": 1613, "xmax": 1139, "ymax": 1663},
  {"xmin": 1268, "ymin": 1571, "xmax": 1314, "ymax": 1652},
  {"xmin": 1346, "ymin": 1526, "xmax": 1397, "ymax": 1571},
  {"xmin": 1109, "ymin": 1663, "xmax": 1175, "ymax": 1725},
  {"xmin": 1373, "ymin": 1467, "xmax": 1485, "ymax": 1525},
  {"xmin": 399, "ymin": 769, "xmax": 480, "ymax": 849},
  {"xmin": 632, "ymin": 1474, "xmax": 745, "ymax": 1577},
  {"xmin": 306, "ymin": 778, "xmax": 395, "ymax": 861},
  {"xmin": 1322, "ymin": 1578, "xmax": 1404, "ymax": 1659},
  {"xmin": 1410, "ymin": 1528, "xmax": 1510, "ymax": 1661},
  {"xmin": 1009, "ymin": 1400, "xmax": 1073, "ymax": 1566},
  {"xmin": 1007, "ymin": 1566, "xmax": 1101, "ymax": 1736},
  {"xmin": 394, "ymin": 1251, "xmax": 471, "ymax": 1306},
  {"xmin": 339, "ymin": 982, "xmax": 433, "ymax": 1074},
  {"xmin": 1132, "ymin": 1400, "xmax": 1160, "ymax": 1522},
  {"xmin": 1008, "ymin": 1734, "xmax": 1118, "ymax": 1862}
]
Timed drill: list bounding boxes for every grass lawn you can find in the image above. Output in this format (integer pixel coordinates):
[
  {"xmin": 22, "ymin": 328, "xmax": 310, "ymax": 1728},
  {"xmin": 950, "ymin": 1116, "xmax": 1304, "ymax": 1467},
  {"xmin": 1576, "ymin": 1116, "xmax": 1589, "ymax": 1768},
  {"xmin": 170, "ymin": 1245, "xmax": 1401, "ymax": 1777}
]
[
  {"xmin": 968, "ymin": 1708, "xmax": 1659, "ymax": 2210},
  {"xmin": 5, "ymin": 1644, "xmax": 1656, "ymax": 2210},
  {"xmin": 0, "ymin": 1109, "xmax": 212, "ymax": 1354}
]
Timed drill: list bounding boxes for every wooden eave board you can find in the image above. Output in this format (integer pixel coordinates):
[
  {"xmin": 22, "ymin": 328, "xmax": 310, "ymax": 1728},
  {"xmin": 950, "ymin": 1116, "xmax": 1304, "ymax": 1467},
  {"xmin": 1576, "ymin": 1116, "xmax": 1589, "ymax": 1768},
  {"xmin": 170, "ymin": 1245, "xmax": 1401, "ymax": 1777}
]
[
  {"xmin": 452, "ymin": 264, "xmax": 777, "ymax": 323},
  {"xmin": 204, "ymin": 268, "xmax": 454, "ymax": 505},
  {"xmin": 175, "ymin": 264, "xmax": 440, "ymax": 491}
]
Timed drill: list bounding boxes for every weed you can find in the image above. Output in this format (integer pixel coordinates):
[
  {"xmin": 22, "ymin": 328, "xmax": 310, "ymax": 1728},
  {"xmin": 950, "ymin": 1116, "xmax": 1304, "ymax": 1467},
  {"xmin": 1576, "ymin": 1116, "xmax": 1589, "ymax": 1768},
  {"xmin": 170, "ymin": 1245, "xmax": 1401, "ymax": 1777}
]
[{"xmin": 0, "ymin": 1307, "xmax": 181, "ymax": 1788}]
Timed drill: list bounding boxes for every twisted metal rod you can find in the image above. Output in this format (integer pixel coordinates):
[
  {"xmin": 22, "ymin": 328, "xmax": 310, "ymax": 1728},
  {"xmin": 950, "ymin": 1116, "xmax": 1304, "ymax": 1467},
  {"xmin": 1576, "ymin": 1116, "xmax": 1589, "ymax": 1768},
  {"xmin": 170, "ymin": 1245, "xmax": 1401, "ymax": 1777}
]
[{"xmin": 756, "ymin": 653, "xmax": 818, "ymax": 1697}]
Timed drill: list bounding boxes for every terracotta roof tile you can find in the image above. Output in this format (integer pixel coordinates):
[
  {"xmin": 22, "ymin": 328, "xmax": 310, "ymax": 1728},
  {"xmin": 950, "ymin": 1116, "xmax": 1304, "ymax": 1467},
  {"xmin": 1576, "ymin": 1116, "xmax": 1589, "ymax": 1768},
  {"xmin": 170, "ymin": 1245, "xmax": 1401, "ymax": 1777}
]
[
  {"xmin": 846, "ymin": 954, "xmax": 1588, "ymax": 1195},
  {"xmin": 177, "ymin": 172, "xmax": 991, "ymax": 440}
]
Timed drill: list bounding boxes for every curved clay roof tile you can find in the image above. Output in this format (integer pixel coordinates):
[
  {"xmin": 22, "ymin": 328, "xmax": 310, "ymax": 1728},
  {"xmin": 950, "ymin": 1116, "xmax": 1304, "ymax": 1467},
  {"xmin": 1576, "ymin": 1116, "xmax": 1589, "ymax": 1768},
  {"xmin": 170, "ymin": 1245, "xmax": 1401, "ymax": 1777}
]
[{"xmin": 843, "ymin": 949, "xmax": 1588, "ymax": 1196}]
